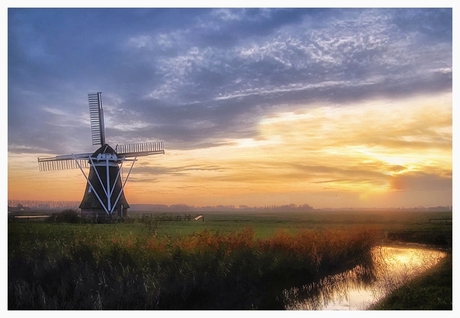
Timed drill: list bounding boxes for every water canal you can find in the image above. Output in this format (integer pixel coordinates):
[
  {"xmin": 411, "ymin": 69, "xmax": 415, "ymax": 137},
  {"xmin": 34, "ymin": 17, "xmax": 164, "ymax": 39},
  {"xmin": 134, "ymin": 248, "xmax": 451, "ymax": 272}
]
[{"xmin": 284, "ymin": 245, "xmax": 447, "ymax": 310}]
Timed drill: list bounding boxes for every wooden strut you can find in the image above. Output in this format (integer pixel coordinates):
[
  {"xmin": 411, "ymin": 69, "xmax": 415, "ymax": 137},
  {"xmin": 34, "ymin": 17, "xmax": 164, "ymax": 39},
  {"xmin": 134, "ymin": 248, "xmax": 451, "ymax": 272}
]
[{"xmin": 72, "ymin": 154, "xmax": 137, "ymax": 215}]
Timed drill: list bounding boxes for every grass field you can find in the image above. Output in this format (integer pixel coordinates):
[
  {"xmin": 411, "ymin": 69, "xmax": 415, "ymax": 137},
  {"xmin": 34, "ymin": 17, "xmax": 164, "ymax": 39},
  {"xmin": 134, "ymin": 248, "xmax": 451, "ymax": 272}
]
[{"xmin": 8, "ymin": 209, "xmax": 452, "ymax": 309}]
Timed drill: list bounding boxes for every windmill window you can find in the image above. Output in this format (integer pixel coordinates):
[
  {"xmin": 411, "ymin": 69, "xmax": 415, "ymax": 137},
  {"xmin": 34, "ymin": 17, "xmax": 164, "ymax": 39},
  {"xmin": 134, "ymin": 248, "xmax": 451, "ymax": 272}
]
[{"xmin": 96, "ymin": 153, "xmax": 117, "ymax": 161}]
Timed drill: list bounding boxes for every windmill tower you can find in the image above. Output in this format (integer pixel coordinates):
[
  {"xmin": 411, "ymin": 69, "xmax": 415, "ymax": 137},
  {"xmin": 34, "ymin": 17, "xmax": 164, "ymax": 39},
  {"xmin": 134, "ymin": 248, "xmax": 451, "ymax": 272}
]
[{"xmin": 38, "ymin": 92, "xmax": 165, "ymax": 219}]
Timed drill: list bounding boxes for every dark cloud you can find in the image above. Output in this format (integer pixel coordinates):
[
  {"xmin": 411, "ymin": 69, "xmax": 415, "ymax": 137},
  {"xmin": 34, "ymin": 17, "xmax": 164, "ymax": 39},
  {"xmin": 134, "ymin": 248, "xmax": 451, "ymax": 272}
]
[
  {"xmin": 391, "ymin": 8, "xmax": 452, "ymax": 42},
  {"xmin": 389, "ymin": 172, "xmax": 452, "ymax": 191},
  {"xmin": 8, "ymin": 8, "xmax": 452, "ymax": 155}
]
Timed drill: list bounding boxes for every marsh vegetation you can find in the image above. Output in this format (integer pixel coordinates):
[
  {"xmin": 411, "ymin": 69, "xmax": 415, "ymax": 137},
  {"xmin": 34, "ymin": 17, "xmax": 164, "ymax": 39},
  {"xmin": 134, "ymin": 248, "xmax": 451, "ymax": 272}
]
[{"xmin": 8, "ymin": 210, "xmax": 452, "ymax": 310}]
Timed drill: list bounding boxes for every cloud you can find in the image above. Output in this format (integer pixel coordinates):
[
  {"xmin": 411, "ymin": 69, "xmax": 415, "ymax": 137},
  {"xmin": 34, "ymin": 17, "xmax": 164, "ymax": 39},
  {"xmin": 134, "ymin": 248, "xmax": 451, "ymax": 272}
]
[
  {"xmin": 124, "ymin": 93, "xmax": 451, "ymax": 203},
  {"xmin": 389, "ymin": 172, "xmax": 452, "ymax": 191},
  {"xmin": 9, "ymin": 9, "xmax": 452, "ymax": 155},
  {"xmin": 7, "ymin": 8, "xmax": 452, "ymax": 207}
]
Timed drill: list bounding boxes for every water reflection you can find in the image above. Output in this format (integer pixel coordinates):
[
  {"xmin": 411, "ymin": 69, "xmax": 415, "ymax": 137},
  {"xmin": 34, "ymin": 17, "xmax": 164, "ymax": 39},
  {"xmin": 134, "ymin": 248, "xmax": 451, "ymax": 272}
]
[{"xmin": 284, "ymin": 246, "xmax": 447, "ymax": 310}]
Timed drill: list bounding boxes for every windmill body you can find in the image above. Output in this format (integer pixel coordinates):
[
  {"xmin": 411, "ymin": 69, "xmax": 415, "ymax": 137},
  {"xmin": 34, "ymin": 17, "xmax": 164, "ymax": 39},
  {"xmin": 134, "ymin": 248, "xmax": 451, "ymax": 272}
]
[
  {"xmin": 79, "ymin": 144, "xmax": 130, "ymax": 218},
  {"xmin": 38, "ymin": 92, "xmax": 164, "ymax": 219}
]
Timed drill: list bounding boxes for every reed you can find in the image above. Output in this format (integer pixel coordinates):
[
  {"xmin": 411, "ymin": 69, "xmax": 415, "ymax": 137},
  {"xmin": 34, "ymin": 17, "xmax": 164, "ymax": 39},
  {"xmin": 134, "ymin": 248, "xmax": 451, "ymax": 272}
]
[{"xmin": 8, "ymin": 222, "xmax": 379, "ymax": 309}]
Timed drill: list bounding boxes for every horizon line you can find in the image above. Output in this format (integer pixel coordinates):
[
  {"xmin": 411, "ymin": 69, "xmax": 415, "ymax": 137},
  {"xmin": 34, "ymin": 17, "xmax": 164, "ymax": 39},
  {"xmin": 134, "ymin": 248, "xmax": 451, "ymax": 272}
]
[{"xmin": 7, "ymin": 199, "xmax": 452, "ymax": 211}]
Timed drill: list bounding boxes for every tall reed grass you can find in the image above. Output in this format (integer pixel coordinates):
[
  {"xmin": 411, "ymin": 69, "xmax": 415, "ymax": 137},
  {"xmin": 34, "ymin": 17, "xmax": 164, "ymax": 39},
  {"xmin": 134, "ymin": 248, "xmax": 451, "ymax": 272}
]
[{"xmin": 9, "ymin": 223, "xmax": 380, "ymax": 309}]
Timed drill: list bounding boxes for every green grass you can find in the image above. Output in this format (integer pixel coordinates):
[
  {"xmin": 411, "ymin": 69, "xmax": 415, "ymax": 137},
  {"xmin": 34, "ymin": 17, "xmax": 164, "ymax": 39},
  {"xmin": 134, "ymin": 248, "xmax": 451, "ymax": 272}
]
[
  {"xmin": 370, "ymin": 254, "xmax": 452, "ymax": 310},
  {"xmin": 8, "ymin": 215, "xmax": 379, "ymax": 309},
  {"xmin": 129, "ymin": 209, "xmax": 452, "ymax": 238},
  {"xmin": 8, "ymin": 209, "xmax": 452, "ymax": 310}
]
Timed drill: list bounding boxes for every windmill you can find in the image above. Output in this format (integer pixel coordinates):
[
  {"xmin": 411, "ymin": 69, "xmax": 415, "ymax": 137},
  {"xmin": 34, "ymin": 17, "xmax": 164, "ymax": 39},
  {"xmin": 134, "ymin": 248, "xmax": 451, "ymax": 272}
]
[{"xmin": 38, "ymin": 92, "xmax": 165, "ymax": 219}]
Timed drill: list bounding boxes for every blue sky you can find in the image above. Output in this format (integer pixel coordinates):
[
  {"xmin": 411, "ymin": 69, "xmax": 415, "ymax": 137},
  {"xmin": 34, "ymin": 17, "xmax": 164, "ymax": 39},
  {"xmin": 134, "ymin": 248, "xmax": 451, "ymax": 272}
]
[{"xmin": 6, "ymin": 6, "xmax": 454, "ymax": 208}]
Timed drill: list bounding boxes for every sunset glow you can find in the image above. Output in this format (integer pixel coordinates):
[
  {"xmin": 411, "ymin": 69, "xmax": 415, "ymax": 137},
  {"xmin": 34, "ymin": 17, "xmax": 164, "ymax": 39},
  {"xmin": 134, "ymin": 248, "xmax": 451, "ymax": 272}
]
[
  {"xmin": 8, "ymin": 92, "xmax": 451, "ymax": 209},
  {"xmin": 7, "ymin": 8, "xmax": 452, "ymax": 209}
]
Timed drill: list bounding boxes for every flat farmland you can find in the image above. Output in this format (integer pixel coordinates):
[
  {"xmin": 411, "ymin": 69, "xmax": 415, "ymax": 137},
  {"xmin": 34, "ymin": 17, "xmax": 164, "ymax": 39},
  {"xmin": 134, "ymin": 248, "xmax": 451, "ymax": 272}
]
[
  {"xmin": 8, "ymin": 209, "xmax": 452, "ymax": 309},
  {"xmin": 127, "ymin": 209, "xmax": 452, "ymax": 242}
]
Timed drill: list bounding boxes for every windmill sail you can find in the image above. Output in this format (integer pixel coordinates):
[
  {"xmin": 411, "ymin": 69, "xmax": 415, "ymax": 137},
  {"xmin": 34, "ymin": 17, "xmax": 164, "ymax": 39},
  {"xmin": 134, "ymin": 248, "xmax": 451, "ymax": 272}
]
[
  {"xmin": 38, "ymin": 153, "xmax": 92, "ymax": 171},
  {"xmin": 116, "ymin": 141, "xmax": 165, "ymax": 157},
  {"xmin": 88, "ymin": 92, "xmax": 105, "ymax": 146}
]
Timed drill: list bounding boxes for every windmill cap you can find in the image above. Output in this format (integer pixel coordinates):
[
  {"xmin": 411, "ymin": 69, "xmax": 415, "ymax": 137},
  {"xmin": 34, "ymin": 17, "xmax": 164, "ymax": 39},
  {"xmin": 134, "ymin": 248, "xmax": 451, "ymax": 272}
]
[{"xmin": 91, "ymin": 144, "xmax": 118, "ymax": 160}]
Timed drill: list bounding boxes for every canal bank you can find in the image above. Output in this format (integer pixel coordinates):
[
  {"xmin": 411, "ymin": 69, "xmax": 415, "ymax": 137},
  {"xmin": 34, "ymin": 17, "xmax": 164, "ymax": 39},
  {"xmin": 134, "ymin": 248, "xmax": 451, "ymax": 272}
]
[{"xmin": 370, "ymin": 251, "xmax": 452, "ymax": 310}]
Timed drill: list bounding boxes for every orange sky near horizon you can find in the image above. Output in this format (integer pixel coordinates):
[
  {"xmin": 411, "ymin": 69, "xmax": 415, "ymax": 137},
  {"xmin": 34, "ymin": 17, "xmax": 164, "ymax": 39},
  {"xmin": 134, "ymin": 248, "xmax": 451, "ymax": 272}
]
[{"xmin": 7, "ymin": 92, "xmax": 452, "ymax": 209}]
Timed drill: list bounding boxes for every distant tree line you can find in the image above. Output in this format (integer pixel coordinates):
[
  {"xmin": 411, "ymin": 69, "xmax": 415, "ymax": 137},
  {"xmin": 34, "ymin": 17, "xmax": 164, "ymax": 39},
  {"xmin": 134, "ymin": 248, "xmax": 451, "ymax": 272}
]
[
  {"xmin": 131, "ymin": 203, "xmax": 315, "ymax": 212},
  {"xmin": 8, "ymin": 200, "xmax": 80, "ymax": 210},
  {"xmin": 8, "ymin": 199, "xmax": 451, "ymax": 213}
]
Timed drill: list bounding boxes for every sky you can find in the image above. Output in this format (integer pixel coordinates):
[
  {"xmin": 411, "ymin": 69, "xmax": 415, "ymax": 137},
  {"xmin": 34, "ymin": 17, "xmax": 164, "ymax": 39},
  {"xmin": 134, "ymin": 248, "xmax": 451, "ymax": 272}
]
[{"xmin": 5, "ymin": 5, "xmax": 454, "ymax": 209}]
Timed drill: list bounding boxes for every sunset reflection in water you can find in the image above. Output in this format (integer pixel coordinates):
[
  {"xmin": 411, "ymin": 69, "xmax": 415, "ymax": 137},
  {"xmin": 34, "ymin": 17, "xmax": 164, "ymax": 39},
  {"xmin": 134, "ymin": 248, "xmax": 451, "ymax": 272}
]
[{"xmin": 285, "ymin": 246, "xmax": 447, "ymax": 310}]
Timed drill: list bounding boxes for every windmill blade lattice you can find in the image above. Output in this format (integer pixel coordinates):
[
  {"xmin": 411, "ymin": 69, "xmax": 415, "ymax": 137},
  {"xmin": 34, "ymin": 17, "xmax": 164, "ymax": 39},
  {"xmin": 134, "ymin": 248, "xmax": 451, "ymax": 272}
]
[
  {"xmin": 116, "ymin": 141, "xmax": 165, "ymax": 157},
  {"xmin": 88, "ymin": 92, "xmax": 105, "ymax": 146},
  {"xmin": 38, "ymin": 153, "xmax": 92, "ymax": 171},
  {"xmin": 38, "ymin": 158, "xmax": 91, "ymax": 171}
]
